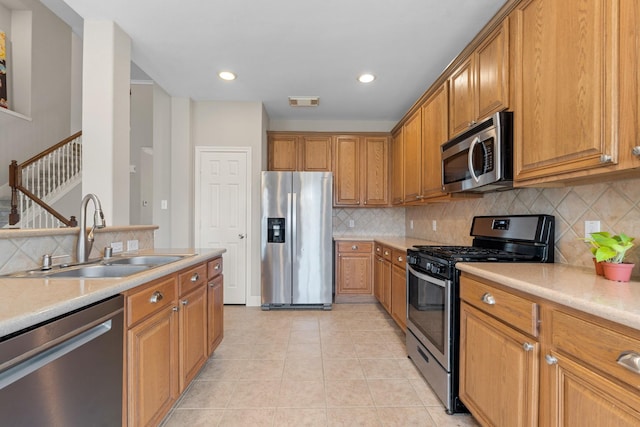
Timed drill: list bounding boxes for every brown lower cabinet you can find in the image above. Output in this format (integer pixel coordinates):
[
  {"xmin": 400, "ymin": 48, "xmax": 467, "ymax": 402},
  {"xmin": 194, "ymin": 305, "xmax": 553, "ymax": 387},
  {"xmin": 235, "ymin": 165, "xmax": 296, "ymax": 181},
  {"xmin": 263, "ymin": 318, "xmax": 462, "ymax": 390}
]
[
  {"xmin": 124, "ymin": 257, "xmax": 223, "ymax": 427},
  {"xmin": 335, "ymin": 241, "xmax": 374, "ymax": 303},
  {"xmin": 459, "ymin": 272, "xmax": 640, "ymax": 427},
  {"xmin": 374, "ymin": 243, "xmax": 407, "ymax": 331}
]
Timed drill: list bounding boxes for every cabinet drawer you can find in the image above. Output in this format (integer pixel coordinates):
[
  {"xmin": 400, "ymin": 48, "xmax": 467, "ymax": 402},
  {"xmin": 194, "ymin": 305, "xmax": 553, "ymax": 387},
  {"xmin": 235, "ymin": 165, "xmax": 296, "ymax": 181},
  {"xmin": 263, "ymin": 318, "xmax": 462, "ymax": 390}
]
[
  {"xmin": 126, "ymin": 276, "xmax": 176, "ymax": 327},
  {"xmin": 460, "ymin": 275, "xmax": 538, "ymax": 337},
  {"xmin": 178, "ymin": 263, "xmax": 207, "ymax": 296},
  {"xmin": 391, "ymin": 249, "xmax": 406, "ymax": 268},
  {"xmin": 207, "ymin": 257, "xmax": 223, "ymax": 280},
  {"xmin": 337, "ymin": 241, "xmax": 373, "ymax": 254},
  {"xmin": 550, "ymin": 310, "xmax": 640, "ymax": 391}
]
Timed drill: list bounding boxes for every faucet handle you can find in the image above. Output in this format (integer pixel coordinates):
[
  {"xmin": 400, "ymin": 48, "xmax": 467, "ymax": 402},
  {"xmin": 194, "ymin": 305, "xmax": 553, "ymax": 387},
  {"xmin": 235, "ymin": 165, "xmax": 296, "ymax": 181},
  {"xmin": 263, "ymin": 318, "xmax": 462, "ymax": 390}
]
[{"xmin": 42, "ymin": 254, "xmax": 70, "ymax": 270}]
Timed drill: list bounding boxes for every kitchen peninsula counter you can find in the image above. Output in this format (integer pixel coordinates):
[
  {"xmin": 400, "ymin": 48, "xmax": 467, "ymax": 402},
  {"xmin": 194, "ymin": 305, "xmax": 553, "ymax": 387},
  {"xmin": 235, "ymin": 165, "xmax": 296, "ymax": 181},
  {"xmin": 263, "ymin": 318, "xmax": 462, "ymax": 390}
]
[
  {"xmin": 456, "ymin": 262, "xmax": 640, "ymax": 331},
  {"xmin": 0, "ymin": 248, "xmax": 225, "ymax": 336}
]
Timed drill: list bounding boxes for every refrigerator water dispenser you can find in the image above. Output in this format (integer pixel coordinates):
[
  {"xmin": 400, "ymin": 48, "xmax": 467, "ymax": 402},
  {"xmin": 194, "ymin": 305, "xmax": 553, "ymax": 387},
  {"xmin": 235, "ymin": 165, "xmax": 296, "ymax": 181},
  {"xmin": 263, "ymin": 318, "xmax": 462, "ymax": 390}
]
[{"xmin": 267, "ymin": 218, "xmax": 285, "ymax": 243}]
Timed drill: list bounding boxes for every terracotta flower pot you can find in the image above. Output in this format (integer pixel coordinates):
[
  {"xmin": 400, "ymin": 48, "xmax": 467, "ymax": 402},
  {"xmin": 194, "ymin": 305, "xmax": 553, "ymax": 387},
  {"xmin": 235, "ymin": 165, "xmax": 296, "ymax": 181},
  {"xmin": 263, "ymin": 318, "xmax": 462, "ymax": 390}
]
[
  {"xmin": 602, "ymin": 262, "xmax": 635, "ymax": 282},
  {"xmin": 592, "ymin": 258, "xmax": 604, "ymax": 276}
]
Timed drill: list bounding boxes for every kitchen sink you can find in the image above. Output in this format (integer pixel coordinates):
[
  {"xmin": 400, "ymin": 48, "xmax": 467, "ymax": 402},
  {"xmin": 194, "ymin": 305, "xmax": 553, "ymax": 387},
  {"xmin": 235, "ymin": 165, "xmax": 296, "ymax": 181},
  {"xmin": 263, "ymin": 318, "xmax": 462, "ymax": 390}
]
[
  {"xmin": 2, "ymin": 254, "xmax": 193, "ymax": 279},
  {"xmin": 105, "ymin": 255, "xmax": 186, "ymax": 266},
  {"xmin": 44, "ymin": 264, "xmax": 151, "ymax": 278}
]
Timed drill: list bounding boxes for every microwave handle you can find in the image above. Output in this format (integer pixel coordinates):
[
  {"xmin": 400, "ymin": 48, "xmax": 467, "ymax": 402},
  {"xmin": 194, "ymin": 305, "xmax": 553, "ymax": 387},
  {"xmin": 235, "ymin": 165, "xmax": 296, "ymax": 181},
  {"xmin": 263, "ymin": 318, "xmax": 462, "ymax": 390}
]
[{"xmin": 468, "ymin": 136, "xmax": 481, "ymax": 183}]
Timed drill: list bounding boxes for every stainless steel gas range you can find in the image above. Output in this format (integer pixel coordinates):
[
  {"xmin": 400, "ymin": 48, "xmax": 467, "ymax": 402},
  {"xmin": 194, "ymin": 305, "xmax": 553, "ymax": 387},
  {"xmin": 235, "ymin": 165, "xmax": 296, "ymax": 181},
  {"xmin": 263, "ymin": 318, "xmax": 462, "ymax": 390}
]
[{"xmin": 405, "ymin": 214, "xmax": 555, "ymax": 414}]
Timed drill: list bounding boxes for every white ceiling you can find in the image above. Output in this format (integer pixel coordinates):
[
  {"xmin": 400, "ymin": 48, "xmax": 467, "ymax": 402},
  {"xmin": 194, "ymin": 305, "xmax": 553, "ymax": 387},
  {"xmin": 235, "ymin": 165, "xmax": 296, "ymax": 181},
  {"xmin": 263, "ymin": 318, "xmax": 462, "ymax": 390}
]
[{"xmin": 45, "ymin": 0, "xmax": 507, "ymax": 123}]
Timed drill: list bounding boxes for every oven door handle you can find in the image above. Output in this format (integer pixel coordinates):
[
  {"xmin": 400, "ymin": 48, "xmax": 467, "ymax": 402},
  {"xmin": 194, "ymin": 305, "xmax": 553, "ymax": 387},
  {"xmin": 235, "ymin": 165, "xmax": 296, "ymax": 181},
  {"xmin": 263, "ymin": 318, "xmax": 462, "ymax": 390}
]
[{"xmin": 407, "ymin": 265, "xmax": 448, "ymax": 288}]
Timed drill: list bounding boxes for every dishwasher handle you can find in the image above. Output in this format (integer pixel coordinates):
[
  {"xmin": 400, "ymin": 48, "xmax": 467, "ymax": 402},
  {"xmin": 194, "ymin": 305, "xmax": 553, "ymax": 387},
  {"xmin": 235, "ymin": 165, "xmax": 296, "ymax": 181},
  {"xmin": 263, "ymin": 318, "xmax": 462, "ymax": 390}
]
[{"xmin": 0, "ymin": 320, "xmax": 113, "ymax": 390}]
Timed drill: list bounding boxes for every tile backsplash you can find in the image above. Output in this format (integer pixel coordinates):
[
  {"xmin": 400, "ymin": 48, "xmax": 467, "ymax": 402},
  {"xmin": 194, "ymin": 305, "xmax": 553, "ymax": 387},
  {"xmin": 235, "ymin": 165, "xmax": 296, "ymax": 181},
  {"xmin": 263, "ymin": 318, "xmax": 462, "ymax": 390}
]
[
  {"xmin": 0, "ymin": 227, "xmax": 156, "ymax": 275},
  {"xmin": 333, "ymin": 207, "xmax": 405, "ymax": 237},
  {"xmin": 405, "ymin": 177, "xmax": 640, "ymax": 275}
]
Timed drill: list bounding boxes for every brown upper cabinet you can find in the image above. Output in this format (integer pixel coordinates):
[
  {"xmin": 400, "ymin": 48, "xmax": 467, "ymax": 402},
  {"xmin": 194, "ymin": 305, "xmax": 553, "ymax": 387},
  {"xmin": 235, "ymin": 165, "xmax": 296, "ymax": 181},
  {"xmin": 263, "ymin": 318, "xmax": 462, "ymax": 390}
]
[
  {"xmin": 333, "ymin": 134, "xmax": 389, "ymax": 207},
  {"xmin": 513, "ymin": 0, "xmax": 640, "ymax": 185},
  {"xmin": 402, "ymin": 109, "xmax": 423, "ymax": 204},
  {"xmin": 267, "ymin": 132, "xmax": 332, "ymax": 171},
  {"xmin": 449, "ymin": 18, "xmax": 510, "ymax": 137},
  {"xmin": 420, "ymin": 84, "xmax": 449, "ymax": 200},
  {"xmin": 390, "ymin": 129, "xmax": 404, "ymax": 205}
]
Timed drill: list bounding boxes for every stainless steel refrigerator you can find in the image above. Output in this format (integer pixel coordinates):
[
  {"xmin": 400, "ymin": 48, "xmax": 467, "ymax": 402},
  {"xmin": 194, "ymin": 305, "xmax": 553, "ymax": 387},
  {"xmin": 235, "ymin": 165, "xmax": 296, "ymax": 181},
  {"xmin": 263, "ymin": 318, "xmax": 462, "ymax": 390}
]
[{"xmin": 261, "ymin": 171, "xmax": 333, "ymax": 310}]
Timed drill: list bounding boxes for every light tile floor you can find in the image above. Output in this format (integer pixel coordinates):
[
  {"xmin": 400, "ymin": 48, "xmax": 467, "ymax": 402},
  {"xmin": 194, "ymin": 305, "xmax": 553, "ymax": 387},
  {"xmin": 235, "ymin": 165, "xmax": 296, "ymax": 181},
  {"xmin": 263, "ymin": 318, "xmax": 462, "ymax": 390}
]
[{"xmin": 161, "ymin": 303, "xmax": 480, "ymax": 427}]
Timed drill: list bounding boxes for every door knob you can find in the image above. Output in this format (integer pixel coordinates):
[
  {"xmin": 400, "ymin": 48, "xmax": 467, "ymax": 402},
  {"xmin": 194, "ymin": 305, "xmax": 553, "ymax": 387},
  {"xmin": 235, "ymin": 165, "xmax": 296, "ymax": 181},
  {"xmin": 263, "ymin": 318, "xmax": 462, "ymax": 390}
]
[{"xmin": 239, "ymin": 233, "xmax": 246, "ymax": 239}]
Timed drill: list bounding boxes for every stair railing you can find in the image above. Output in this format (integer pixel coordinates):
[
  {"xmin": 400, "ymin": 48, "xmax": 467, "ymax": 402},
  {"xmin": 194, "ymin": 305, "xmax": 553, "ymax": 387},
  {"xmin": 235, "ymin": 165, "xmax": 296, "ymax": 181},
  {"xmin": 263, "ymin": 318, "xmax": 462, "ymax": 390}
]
[{"xmin": 9, "ymin": 131, "xmax": 81, "ymax": 228}]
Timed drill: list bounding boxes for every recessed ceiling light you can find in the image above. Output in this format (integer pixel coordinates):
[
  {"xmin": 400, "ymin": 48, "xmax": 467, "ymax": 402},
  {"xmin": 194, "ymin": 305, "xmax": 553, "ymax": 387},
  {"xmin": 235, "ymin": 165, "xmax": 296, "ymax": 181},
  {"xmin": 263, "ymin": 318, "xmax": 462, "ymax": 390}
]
[
  {"xmin": 358, "ymin": 73, "xmax": 375, "ymax": 83},
  {"xmin": 218, "ymin": 71, "xmax": 236, "ymax": 81}
]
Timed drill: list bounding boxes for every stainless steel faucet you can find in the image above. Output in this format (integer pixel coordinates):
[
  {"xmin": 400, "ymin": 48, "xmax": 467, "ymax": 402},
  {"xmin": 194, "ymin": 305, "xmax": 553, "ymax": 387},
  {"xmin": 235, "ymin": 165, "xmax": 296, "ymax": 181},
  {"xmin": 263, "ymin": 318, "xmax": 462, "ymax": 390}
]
[{"xmin": 76, "ymin": 194, "xmax": 106, "ymax": 263}]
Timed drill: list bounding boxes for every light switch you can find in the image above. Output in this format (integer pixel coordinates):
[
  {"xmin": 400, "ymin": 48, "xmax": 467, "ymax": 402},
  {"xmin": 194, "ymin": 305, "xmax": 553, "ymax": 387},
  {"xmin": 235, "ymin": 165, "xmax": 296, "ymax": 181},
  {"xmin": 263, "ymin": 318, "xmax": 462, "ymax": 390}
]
[
  {"xmin": 161, "ymin": 200, "xmax": 168, "ymax": 210},
  {"xmin": 585, "ymin": 220, "xmax": 600, "ymax": 239}
]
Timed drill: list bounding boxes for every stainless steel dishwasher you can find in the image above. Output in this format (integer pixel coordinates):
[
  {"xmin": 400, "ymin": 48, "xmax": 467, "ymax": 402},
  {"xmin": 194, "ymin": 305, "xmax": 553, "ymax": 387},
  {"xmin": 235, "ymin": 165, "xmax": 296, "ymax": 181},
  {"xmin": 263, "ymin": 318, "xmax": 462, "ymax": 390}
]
[{"xmin": 0, "ymin": 295, "xmax": 124, "ymax": 427}]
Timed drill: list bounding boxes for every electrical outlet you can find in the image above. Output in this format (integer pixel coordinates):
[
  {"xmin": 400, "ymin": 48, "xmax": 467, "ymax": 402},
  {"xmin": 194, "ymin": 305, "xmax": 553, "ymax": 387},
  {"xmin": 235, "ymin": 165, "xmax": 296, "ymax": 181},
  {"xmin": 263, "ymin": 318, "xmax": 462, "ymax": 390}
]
[
  {"xmin": 432, "ymin": 220, "xmax": 437, "ymax": 231},
  {"xmin": 410, "ymin": 220, "xmax": 414, "ymax": 230},
  {"xmin": 111, "ymin": 241, "xmax": 123, "ymax": 253},
  {"xmin": 585, "ymin": 220, "xmax": 601, "ymax": 239},
  {"xmin": 127, "ymin": 240, "xmax": 139, "ymax": 252},
  {"xmin": 348, "ymin": 219, "xmax": 355, "ymax": 228}
]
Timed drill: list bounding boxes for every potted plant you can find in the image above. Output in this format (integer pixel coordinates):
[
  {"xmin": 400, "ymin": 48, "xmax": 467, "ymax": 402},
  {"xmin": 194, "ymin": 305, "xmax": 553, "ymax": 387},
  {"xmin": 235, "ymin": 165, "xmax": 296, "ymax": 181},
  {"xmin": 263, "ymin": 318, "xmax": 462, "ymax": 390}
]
[{"xmin": 587, "ymin": 232, "xmax": 635, "ymax": 282}]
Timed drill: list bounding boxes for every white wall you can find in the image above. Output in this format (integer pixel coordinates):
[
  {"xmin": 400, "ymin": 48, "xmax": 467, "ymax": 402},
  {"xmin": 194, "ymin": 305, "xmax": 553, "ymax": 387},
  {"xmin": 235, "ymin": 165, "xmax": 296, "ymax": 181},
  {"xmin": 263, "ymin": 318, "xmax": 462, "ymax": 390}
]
[
  {"xmin": 130, "ymin": 83, "xmax": 153, "ymax": 225},
  {"xmin": 152, "ymin": 84, "xmax": 172, "ymax": 247},
  {"xmin": 0, "ymin": 0, "xmax": 72, "ymax": 192},
  {"xmin": 170, "ymin": 97, "xmax": 193, "ymax": 248},
  {"xmin": 191, "ymin": 101, "xmax": 267, "ymax": 304}
]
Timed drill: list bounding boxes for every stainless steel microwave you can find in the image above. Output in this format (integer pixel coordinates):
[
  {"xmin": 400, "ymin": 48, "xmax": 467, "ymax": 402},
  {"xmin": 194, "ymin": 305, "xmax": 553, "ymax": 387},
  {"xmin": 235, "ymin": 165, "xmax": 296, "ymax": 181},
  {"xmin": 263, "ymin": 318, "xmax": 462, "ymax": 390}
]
[{"xmin": 441, "ymin": 111, "xmax": 513, "ymax": 193}]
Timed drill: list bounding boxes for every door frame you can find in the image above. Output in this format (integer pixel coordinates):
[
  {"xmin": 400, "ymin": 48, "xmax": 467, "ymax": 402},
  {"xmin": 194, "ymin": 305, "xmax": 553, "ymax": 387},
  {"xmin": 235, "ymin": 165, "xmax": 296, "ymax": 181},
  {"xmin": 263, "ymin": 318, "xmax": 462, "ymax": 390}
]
[{"xmin": 194, "ymin": 146, "xmax": 252, "ymax": 305}]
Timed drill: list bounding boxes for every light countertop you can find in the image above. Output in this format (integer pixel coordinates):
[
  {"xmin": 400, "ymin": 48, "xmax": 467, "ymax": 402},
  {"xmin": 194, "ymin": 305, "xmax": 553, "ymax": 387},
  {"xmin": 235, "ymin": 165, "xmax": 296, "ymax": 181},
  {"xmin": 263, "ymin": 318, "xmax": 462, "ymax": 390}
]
[
  {"xmin": 334, "ymin": 235, "xmax": 440, "ymax": 251},
  {"xmin": 0, "ymin": 248, "xmax": 225, "ymax": 337},
  {"xmin": 457, "ymin": 263, "xmax": 640, "ymax": 331}
]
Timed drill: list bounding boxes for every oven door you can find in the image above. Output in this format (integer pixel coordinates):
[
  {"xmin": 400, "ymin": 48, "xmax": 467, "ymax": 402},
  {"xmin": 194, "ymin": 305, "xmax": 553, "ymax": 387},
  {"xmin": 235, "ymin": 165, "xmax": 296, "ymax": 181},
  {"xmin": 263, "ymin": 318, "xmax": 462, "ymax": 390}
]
[{"xmin": 406, "ymin": 264, "xmax": 451, "ymax": 370}]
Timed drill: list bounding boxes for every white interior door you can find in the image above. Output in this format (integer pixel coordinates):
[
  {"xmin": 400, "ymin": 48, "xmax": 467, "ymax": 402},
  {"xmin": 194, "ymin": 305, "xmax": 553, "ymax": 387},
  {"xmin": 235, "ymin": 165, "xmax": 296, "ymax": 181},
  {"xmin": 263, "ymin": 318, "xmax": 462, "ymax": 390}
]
[{"xmin": 196, "ymin": 148, "xmax": 249, "ymax": 304}]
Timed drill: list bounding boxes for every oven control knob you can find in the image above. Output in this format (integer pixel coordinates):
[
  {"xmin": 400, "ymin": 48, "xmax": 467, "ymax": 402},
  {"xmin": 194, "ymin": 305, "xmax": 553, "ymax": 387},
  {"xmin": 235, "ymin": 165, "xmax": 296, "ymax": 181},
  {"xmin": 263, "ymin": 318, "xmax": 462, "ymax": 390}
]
[
  {"xmin": 430, "ymin": 265, "xmax": 439, "ymax": 275},
  {"xmin": 425, "ymin": 262, "xmax": 432, "ymax": 271}
]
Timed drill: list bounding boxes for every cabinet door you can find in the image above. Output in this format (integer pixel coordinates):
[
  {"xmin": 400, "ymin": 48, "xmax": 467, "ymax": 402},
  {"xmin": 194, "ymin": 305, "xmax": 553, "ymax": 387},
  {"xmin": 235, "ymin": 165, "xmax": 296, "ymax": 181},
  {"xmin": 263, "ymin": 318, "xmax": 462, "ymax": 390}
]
[
  {"xmin": 476, "ymin": 18, "xmax": 510, "ymax": 120},
  {"xmin": 449, "ymin": 57, "xmax": 475, "ymax": 136},
  {"xmin": 390, "ymin": 264, "xmax": 407, "ymax": 331},
  {"xmin": 374, "ymin": 256, "xmax": 384, "ymax": 303},
  {"xmin": 301, "ymin": 135, "xmax": 332, "ymax": 171},
  {"xmin": 403, "ymin": 109, "xmax": 422, "ymax": 204},
  {"xmin": 336, "ymin": 252, "xmax": 372, "ymax": 295},
  {"xmin": 127, "ymin": 305, "xmax": 178, "ymax": 427},
  {"xmin": 541, "ymin": 351, "xmax": 640, "ymax": 427},
  {"xmin": 268, "ymin": 135, "xmax": 299, "ymax": 171},
  {"xmin": 334, "ymin": 135, "xmax": 361, "ymax": 206},
  {"xmin": 208, "ymin": 275, "xmax": 224, "ymax": 355},
  {"xmin": 421, "ymin": 84, "xmax": 449, "ymax": 199},
  {"xmin": 513, "ymin": 0, "xmax": 618, "ymax": 182},
  {"xmin": 390, "ymin": 130, "xmax": 404, "ymax": 205},
  {"xmin": 362, "ymin": 136, "xmax": 389, "ymax": 206},
  {"xmin": 459, "ymin": 302, "xmax": 538, "ymax": 427},
  {"xmin": 179, "ymin": 285, "xmax": 208, "ymax": 392},
  {"xmin": 382, "ymin": 258, "xmax": 392, "ymax": 313}
]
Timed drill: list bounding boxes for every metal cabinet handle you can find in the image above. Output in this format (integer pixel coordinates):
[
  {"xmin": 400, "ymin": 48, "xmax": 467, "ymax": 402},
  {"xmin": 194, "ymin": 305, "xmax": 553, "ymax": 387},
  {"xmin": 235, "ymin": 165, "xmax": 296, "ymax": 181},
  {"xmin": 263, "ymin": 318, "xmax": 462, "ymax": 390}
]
[
  {"xmin": 376, "ymin": 247, "xmax": 381, "ymax": 253},
  {"xmin": 617, "ymin": 351, "xmax": 640, "ymax": 374},
  {"xmin": 149, "ymin": 291, "xmax": 164, "ymax": 304},
  {"xmin": 523, "ymin": 342, "xmax": 534, "ymax": 352},
  {"xmin": 600, "ymin": 154, "xmax": 612, "ymax": 163},
  {"xmin": 214, "ymin": 263, "xmax": 220, "ymax": 270},
  {"xmin": 172, "ymin": 306, "xmax": 179, "ymax": 312},
  {"xmin": 632, "ymin": 146, "xmax": 640, "ymax": 157},
  {"xmin": 352, "ymin": 245, "xmax": 359, "ymax": 250},
  {"xmin": 191, "ymin": 272, "xmax": 200, "ymax": 282},
  {"xmin": 397, "ymin": 256, "xmax": 403, "ymax": 262},
  {"xmin": 363, "ymin": 201, "xmax": 367, "ymax": 205},
  {"xmin": 182, "ymin": 299, "xmax": 189, "ymax": 306},
  {"xmin": 238, "ymin": 233, "xmax": 246, "ymax": 239},
  {"xmin": 384, "ymin": 250, "xmax": 390, "ymax": 256},
  {"xmin": 481, "ymin": 292, "xmax": 496, "ymax": 305},
  {"xmin": 545, "ymin": 354, "xmax": 558, "ymax": 365}
]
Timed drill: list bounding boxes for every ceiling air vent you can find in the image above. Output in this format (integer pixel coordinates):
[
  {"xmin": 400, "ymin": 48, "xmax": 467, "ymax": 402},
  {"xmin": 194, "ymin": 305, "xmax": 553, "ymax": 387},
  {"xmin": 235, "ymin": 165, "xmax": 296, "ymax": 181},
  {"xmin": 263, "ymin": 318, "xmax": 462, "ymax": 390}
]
[{"xmin": 289, "ymin": 96, "xmax": 319, "ymax": 107}]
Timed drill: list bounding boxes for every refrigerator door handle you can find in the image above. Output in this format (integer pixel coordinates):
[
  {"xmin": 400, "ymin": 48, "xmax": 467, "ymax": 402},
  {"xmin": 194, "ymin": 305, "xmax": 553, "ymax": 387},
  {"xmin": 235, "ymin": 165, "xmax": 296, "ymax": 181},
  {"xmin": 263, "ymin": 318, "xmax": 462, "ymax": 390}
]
[{"xmin": 290, "ymin": 192, "xmax": 297, "ymax": 263}]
